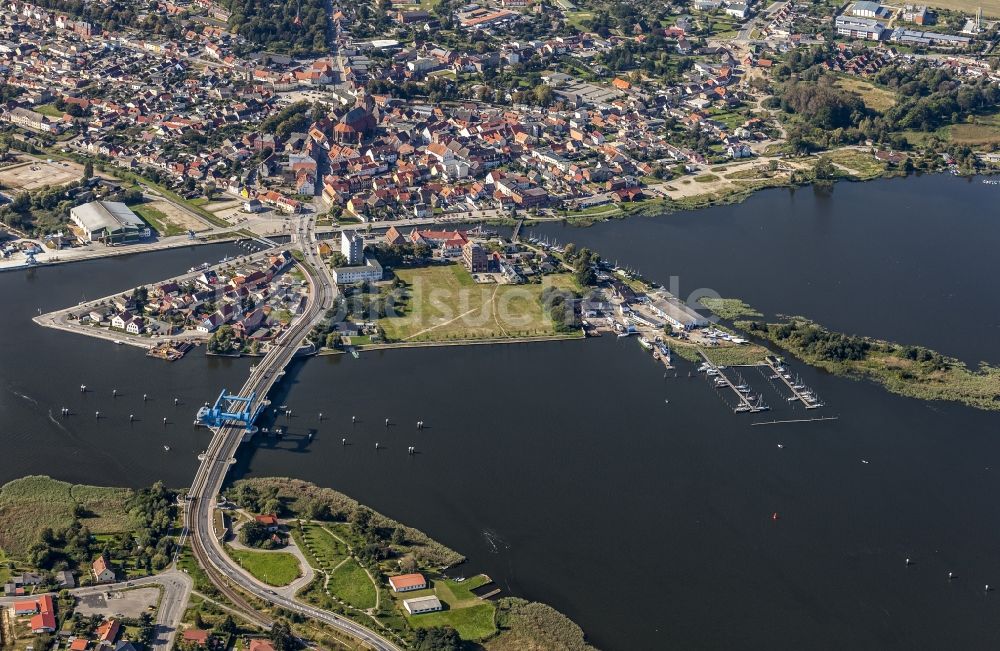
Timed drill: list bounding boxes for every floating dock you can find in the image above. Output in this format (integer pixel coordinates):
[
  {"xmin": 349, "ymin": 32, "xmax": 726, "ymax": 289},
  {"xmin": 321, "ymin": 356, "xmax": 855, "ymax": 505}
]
[
  {"xmin": 698, "ymin": 353, "xmax": 768, "ymax": 413},
  {"xmin": 750, "ymin": 416, "xmax": 840, "ymax": 426},
  {"xmin": 764, "ymin": 356, "xmax": 823, "ymax": 409},
  {"xmin": 147, "ymin": 340, "xmax": 195, "ymax": 361}
]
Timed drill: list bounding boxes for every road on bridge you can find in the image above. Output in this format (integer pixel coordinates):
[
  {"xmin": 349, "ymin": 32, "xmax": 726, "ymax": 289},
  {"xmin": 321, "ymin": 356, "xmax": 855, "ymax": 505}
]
[{"xmin": 182, "ymin": 215, "xmax": 401, "ymax": 650}]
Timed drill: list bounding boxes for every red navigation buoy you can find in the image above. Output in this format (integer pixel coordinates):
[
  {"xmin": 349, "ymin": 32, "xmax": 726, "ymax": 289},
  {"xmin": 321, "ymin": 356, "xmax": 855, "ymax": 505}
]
[{"xmin": 771, "ymin": 512, "xmax": 780, "ymax": 521}]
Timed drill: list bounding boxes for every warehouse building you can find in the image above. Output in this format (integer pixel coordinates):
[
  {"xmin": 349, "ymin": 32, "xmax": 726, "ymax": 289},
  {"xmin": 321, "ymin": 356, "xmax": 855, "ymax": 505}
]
[
  {"xmin": 403, "ymin": 595, "xmax": 442, "ymax": 615},
  {"xmin": 69, "ymin": 201, "xmax": 149, "ymax": 244}
]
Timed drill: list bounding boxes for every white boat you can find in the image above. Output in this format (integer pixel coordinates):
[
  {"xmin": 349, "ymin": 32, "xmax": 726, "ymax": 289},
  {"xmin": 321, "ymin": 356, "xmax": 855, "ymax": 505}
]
[
  {"xmin": 706, "ymin": 369, "xmax": 719, "ymax": 377},
  {"xmin": 735, "ymin": 405, "xmax": 752, "ymax": 413},
  {"xmin": 163, "ymin": 445, "xmax": 170, "ymax": 451},
  {"xmin": 714, "ymin": 378, "xmax": 727, "ymax": 388},
  {"xmin": 113, "ymin": 340, "xmax": 124, "ymax": 345},
  {"xmin": 638, "ymin": 337, "xmax": 653, "ymax": 350}
]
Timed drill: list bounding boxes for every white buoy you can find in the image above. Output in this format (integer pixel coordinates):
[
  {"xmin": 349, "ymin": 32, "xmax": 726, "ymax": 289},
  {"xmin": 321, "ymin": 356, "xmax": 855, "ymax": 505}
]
[
  {"xmin": 375, "ymin": 442, "xmax": 380, "ymax": 449},
  {"xmin": 319, "ymin": 412, "xmax": 323, "ymax": 421},
  {"xmin": 143, "ymin": 393, "xmax": 148, "ymax": 402},
  {"xmin": 906, "ymin": 558, "xmax": 911, "ymax": 566},
  {"xmin": 174, "ymin": 398, "xmax": 179, "ymax": 406},
  {"xmin": 948, "ymin": 572, "xmax": 954, "ymax": 580},
  {"xmin": 342, "ymin": 437, "xmax": 346, "ymax": 445},
  {"xmin": 112, "ymin": 388, "xmax": 118, "ymax": 397},
  {"xmin": 385, "ymin": 418, "xmax": 390, "ymax": 427},
  {"xmin": 95, "ymin": 411, "xmax": 100, "ymax": 419},
  {"xmin": 163, "ymin": 417, "xmax": 167, "ymax": 425},
  {"xmin": 129, "ymin": 414, "xmax": 134, "ymax": 422},
  {"xmin": 80, "ymin": 384, "xmax": 86, "ymax": 392},
  {"xmin": 352, "ymin": 415, "xmax": 356, "ymax": 423}
]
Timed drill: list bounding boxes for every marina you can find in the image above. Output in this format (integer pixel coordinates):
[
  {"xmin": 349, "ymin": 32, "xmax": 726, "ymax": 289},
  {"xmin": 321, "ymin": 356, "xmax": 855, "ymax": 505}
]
[
  {"xmin": 697, "ymin": 353, "xmax": 769, "ymax": 414},
  {"xmin": 764, "ymin": 356, "xmax": 824, "ymax": 409}
]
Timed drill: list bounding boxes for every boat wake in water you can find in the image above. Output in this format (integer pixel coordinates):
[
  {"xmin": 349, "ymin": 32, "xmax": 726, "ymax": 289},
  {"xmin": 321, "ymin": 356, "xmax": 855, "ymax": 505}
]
[
  {"xmin": 9, "ymin": 387, "xmax": 40, "ymax": 406},
  {"xmin": 46, "ymin": 409, "xmax": 74, "ymax": 436},
  {"xmin": 482, "ymin": 528, "xmax": 509, "ymax": 554}
]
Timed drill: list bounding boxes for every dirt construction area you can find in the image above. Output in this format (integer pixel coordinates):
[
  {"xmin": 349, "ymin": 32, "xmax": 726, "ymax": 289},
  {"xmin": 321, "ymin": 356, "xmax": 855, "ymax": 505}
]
[
  {"xmin": 144, "ymin": 199, "xmax": 213, "ymax": 232},
  {"xmin": 76, "ymin": 587, "xmax": 160, "ymax": 618},
  {"xmin": 0, "ymin": 157, "xmax": 82, "ymax": 190}
]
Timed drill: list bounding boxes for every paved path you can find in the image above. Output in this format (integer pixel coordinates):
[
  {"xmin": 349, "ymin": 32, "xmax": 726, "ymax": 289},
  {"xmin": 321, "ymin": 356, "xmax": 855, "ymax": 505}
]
[{"xmin": 227, "ymin": 516, "xmax": 316, "ymax": 599}]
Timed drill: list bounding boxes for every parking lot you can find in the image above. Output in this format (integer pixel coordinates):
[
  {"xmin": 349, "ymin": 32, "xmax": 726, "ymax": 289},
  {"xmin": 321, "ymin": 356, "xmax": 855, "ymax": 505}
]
[{"xmin": 76, "ymin": 587, "xmax": 160, "ymax": 618}]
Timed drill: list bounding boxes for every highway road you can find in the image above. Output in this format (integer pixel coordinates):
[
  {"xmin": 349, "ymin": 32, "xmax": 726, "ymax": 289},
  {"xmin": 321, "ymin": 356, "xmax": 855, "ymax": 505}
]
[{"xmin": 182, "ymin": 214, "xmax": 400, "ymax": 650}]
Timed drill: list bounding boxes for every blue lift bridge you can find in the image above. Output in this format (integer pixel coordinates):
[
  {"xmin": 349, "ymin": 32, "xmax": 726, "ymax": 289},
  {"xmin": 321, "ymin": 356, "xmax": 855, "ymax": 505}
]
[{"xmin": 196, "ymin": 389, "xmax": 266, "ymax": 432}]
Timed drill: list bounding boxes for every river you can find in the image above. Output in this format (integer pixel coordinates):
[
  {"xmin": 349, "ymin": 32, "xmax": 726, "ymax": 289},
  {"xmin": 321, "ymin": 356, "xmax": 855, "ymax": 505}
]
[
  {"xmin": 2, "ymin": 175, "xmax": 1000, "ymax": 650},
  {"xmin": 0, "ymin": 243, "xmax": 251, "ymax": 487},
  {"xmin": 526, "ymin": 174, "xmax": 1000, "ymax": 365}
]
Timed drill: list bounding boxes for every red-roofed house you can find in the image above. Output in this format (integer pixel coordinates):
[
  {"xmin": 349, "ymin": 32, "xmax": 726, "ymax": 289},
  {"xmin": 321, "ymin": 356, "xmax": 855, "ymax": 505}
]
[
  {"xmin": 254, "ymin": 514, "xmax": 279, "ymax": 531},
  {"xmin": 96, "ymin": 618, "xmax": 121, "ymax": 644},
  {"xmin": 248, "ymin": 640, "xmax": 276, "ymax": 651},
  {"xmin": 92, "ymin": 556, "xmax": 115, "ymax": 583},
  {"xmin": 388, "ymin": 573, "xmax": 427, "ymax": 593},
  {"xmin": 408, "ymin": 230, "xmax": 469, "ymax": 256},
  {"xmin": 182, "ymin": 629, "xmax": 211, "ymax": 646},
  {"xmin": 13, "ymin": 600, "xmax": 38, "ymax": 615},
  {"xmin": 70, "ymin": 638, "xmax": 89, "ymax": 651},
  {"xmin": 30, "ymin": 595, "xmax": 56, "ymax": 633},
  {"xmin": 31, "ymin": 611, "xmax": 55, "ymax": 634}
]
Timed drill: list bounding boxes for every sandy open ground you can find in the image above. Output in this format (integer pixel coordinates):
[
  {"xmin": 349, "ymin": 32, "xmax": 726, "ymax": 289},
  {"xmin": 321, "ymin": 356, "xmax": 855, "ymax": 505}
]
[
  {"xmin": 0, "ymin": 157, "xmax": 82, "ymax": 190},
  {"xmin": 145, "ymin": 199, "xmax": 213, "ymax": 232}
]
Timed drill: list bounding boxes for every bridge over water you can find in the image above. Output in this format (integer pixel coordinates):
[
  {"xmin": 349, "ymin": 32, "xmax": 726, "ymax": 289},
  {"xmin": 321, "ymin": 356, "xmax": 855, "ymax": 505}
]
[{"xmin": 180, "ymin": 216, "xmax": 401, "ymax": 651}]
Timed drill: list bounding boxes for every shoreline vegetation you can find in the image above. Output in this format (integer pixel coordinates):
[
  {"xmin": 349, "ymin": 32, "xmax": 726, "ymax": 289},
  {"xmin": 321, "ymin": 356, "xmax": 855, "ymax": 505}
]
[
  {"xmin": 738, "ymin": 317, "xmax": 1000, "ymax": 411},
  {"xmin": 226, "ymin": 478, "xmax": 598, "ymax": 650},
  {"xmin": 697, "ymin": 299, "xmax": 1000, "ymax": 411},
  {"xmin": 0, "ymin": 475, "xmax": 598, "ymax": 649},
  {"xmin": 545, "ymin": 147, "xmax": 906, "ymax": 227}
]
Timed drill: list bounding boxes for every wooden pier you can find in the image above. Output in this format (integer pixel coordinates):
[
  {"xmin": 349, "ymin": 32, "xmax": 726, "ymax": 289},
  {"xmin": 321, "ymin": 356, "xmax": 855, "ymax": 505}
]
[
  {"xmin": 763, "ymin": 357, "xmax": 822, "ymax": 409},
  {"xmin": 699, "ymin": 352, "xmax": 766, "ymax": 413}
]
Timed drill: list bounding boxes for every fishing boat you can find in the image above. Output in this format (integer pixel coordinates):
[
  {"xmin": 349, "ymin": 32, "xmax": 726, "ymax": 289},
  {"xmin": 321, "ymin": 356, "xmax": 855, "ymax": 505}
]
[{"xmin": 188, "ymin": 262, "xmax": 209, "ymax": 273}]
